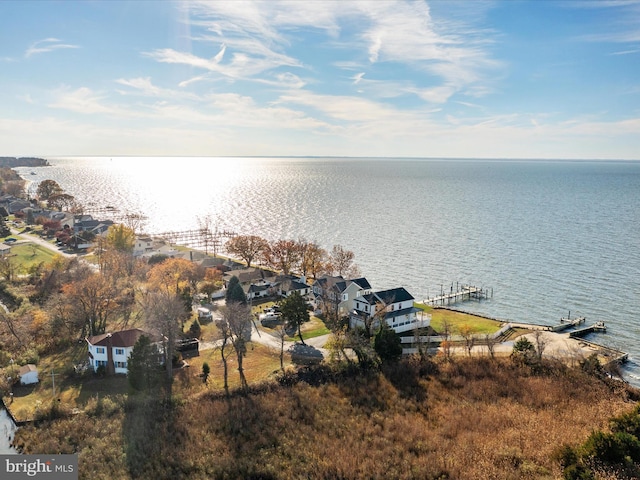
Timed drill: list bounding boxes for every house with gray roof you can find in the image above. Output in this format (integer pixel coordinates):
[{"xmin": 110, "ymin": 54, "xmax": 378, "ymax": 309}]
[
  {"xmin": 349, "ymin": 287, "xmax": 429, "ymax": 334},
  {"xmin": 312, "ymin": 275, "xmax": 372, "ymax": 317}
]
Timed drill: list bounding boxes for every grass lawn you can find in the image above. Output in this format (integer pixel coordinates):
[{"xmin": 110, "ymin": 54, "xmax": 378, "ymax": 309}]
[
  {"xmin": 4, "ymin": 341, "xmax": 286, "ymax": 421},
  {"xmin": 296, "ymin": 316, "xmax": 330, "ymax": 340},
  {"xmin": 5, "ymin": 243, "xmax": 59, "ymax": 269},
  {"xmin": 416, "ymin": 303, "xmax": 503, "ymax": 335},
  {"xmin": 178, "ymin": 343, "xmax": 285, "ymax": 393}
]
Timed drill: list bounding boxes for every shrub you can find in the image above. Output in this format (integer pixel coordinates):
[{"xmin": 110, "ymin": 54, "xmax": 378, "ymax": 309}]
[{"xmin": 582, "ymin": 430, "xmax": 640, "ymax": 464}]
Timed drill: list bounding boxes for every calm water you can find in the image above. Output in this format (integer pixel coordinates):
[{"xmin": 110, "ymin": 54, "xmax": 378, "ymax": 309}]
[
  {"xmin": 0, "ymin": 406, "xmax": 17, "ymax": 453},
  {"xmin": 16, "ymin": 157, "xmax": 640, "ymax": 382}
]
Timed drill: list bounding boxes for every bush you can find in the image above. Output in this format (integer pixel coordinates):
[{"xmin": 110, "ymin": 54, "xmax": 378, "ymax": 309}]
[
  {"xmin": 582, "ymin": 430, "xmax": 640, "ymax": 464},
  {"xmin": 610, "ymin": 404, "xmax": 640, "ymax": 438},
  {"xmin": 563, "ymin": 463, "xmax": 594, "ymax": 480}
]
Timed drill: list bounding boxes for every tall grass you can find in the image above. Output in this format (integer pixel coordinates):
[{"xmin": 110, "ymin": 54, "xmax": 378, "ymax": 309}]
[{"xmin": 13, "ymin": 356, "xmax": 639, "ymax": 480}]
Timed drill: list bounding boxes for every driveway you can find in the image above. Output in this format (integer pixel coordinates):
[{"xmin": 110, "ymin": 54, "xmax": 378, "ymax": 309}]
[{"xmin": 11, "ymin": 228, "xmax": 75, "ymax": 258}]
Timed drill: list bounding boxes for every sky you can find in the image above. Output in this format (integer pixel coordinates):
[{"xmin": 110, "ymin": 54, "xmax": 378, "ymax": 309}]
[{"xmin": 1, "ymin": 0, "xmax": 639, "ymax": 159}]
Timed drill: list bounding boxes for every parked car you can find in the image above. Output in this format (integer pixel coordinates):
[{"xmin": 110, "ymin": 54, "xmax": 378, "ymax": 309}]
[{"xmin": 3, "ymin": 238, "xmax": 17, "ymax": 244}]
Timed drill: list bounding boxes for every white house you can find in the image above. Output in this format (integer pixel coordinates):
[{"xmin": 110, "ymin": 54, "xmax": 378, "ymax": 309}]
[
  {"xmin": 133, "ymin": 236, "xmax": 154, "ymax": 257},
  {"xmin": 18, "ymin": 364, "xmax": 39, "ymax": 385},
  {"xmin": 86, "ymin": 328, "xmax": 162, "ymax": 375},
  {"xmin": 349, "ymin": 287, "xmax": 429, "ymax": 335}
]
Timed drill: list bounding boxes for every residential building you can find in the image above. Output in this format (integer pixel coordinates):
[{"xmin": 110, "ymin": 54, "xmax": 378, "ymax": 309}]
[
  {"xmin": 312, "ymin": 276, "xmax": 372, "ymax": 317},
  {"xmin": 133, "ymin": 236, "xmax": 154, "ymax": 257},
  {"xmin": 349, "ymin": 287, "xmax": 429, "ymax": 334},
  {"xmin": 86, "ymin": 328, "xmax": 163, "ymax": 375}
]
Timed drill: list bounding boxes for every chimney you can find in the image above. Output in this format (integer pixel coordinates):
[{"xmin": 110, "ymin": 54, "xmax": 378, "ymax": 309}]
[{"xmin": 106, "ymin": 333, "xmax": 115, "ymax": 375}]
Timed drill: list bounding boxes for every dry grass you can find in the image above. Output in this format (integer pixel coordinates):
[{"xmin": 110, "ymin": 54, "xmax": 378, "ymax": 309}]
[{"xmin": 13, "ymin": 356, "xmax": 639, "ymax": 480}]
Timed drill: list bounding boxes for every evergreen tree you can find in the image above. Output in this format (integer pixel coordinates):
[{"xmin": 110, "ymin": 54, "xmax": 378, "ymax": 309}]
[
  {"xmin": 189, "ymin": 319, "xmax": 202, "ymax": 339},
  {"xmin": 225, "ymin": 276, "xmax": 247, "ymax": 304},
  {"xmin": 0, "ymin": 216, "xmax": 10, "ymax": 237},
  {"xmin": 127, "ymin": 335, "xmax": 162, "ymax": 393},
  {"xmin": 279, "ymin": 292, "xmax": 309, "ymax": 344},
  {"xmin": 374, "ymin": 322, "xmax": 403, "ymax": 363}
]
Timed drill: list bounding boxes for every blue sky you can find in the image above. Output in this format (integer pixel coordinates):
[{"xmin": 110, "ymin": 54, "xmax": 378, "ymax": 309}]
[{"xmin": 1, "ymin": 0, "xmax": 639, "ymax": 159}]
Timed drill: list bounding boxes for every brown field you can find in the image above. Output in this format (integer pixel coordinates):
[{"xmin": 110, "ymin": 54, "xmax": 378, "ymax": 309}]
[{"xmin": 13, "ymin": 355, "xmax": 639, "ymax": 480}]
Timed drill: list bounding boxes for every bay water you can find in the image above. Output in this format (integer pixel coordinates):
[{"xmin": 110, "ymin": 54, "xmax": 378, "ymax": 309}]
[{"xmin": 15, "ymin": 157, "xmax": 640, "ymax": 383}]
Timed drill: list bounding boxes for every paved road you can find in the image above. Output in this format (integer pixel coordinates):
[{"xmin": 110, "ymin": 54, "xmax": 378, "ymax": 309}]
[
  {"xmin": 198, "ymin": 312, "xmax": 331, "ymax": 360},
  {"xmin": 10, "ymin": 228, "xmax": 76, "ymax": 258}
]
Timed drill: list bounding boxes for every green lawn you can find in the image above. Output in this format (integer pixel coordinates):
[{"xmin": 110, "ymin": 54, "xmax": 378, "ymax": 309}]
[
  {"xmin": 5, "ymin": 243, "xmax": 59, "ymax": 269},
  {"xmin": 415, "ymin": 303, "xmax": 503, "ymax": 335}
]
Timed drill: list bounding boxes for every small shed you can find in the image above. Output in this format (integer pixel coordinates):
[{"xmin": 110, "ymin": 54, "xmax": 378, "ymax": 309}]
[{"xmin": 18, "ymin": 364, "xmax": 39, "ymax": 385}]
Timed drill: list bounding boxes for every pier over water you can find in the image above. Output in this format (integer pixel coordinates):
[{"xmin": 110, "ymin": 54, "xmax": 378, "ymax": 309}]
[{"xmin": 424, "ymin": 283, "xmax": 492, "ymax": 306}]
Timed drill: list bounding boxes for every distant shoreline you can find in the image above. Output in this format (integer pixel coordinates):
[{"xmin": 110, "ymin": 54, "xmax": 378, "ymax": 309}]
[{"xmin": 0, "ymin": 157, "xmax": 49, "ymax": 168}]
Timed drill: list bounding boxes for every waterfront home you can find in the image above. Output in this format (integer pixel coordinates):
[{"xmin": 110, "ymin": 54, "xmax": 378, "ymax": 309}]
[
  {"xmin": 245, "ymin": 282, "xmax": 273, "ymax": 300},
  {"xmin": 8, "ymin": 199, "xmax": 31, "ymax": 214},
  {"xmin": 86, "ymin": 328, "xmax": 163, "ymax": 375},
  {"xmin": 223, "ymin": 267, "xmax": 270, "ymax": 286},
  {"xmin": 18, "ymin": 364, "xmax": 39, "ymax": 385},
  {"xmin": 73, "ymin": 214, "xmax": 114, "ymax": 235},
  {"xmin": 312, "ymin": 276, "xmax": 372, "ymax": 317},
  {"xmin": 133, "ymin": 236, "xmax": 154, "ymax": 257},
  {"xmin": 273, "ymin": 275, "xmax": 311, "ymax": 298},
  {"xmin": 349, "ymin": 287, "xmax": 428, "ymax": 334}
]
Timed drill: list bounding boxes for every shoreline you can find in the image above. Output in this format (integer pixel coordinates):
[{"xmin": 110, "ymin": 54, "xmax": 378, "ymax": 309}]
[{"xmin": 8, "ymin": 164, "xmax": 632, "ymax": 380}]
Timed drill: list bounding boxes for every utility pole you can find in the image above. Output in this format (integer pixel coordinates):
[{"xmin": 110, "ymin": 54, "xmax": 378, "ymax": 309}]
[{"xmin": 51, "ymin": 369, "xmax": 59, "ymax": 397}]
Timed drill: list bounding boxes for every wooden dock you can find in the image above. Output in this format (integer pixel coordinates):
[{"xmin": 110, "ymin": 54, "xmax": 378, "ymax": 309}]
[
  {"xmin": 423, "ymin": 283, "xmax": 492, "ymax": 306},
  {"xmin": 569, "ymin": 322, "xmax": 607, "ymax": 338}
]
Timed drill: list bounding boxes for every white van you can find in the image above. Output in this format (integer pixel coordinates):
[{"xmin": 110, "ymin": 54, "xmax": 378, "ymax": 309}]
[{"xmin": 197, "ymin": 307, "xmax": 213, "ymax": 321}]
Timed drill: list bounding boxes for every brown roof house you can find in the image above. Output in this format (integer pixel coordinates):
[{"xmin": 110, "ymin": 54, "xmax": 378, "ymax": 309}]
[{"xmin": 86, "ymin": 328, "xmax": 163, "ymax": 375}]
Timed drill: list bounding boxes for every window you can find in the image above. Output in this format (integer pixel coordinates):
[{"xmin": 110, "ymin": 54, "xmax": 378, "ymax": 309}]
[
  {"xmin": 96, "ymin": 347, "xmax": 105, "ymax": 354},
  {"xmin": 115, "ymin": 348, "xmax": 125, "ymax": 355},
  {"xmin": 115, "ymin": 361, "xmax": 127, "ymax": 369},
  {"xmin": 96, "ymin": 360, "xmax": 107, "ymax": 367}
]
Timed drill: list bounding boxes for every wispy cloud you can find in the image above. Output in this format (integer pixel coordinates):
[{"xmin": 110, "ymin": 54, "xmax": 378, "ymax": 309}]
[
  {"xmin": 147, "ymin": 0, "xmax": 500, "ymax": 108},
  {"xmin": 609, "ymin": 48, "xmax": 640, "ymax": 55},
  {"xmin": 115, "ymin": 77, "xmax": 200, "ymax": 101},
  {"xmin": 573, "ymin": 0, "xmax": 640, "ymax": 43},
  {"xmin": 25, "ymin": 38, "xmax": 79, "ymax": 58},
  {"xmin": 48, "ymin": 86, "xmax": 137, "ymax": 117}
]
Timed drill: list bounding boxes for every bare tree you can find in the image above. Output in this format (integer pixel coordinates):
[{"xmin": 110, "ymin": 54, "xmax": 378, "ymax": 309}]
[
  {"xmin": 532, "ymin": 330, "xmax": 548, "ymax": 362},
  {"xmin": 484, "ymin": 333, "xmax": 497, "ymax": 359},
  {"xmin": 274, "ymin": 323, "xmax": 288, "ymax": 372},
  {"xmin": 216, "ymin": 315, "xmax": 234, "ymax": 396},
  {"xmin": 141, "ymin": 290, "xmax": 184, "ymax": 398},
  {"xmin": 413, "ymin": 320, "xmax": 432, "ymax": 360},
  {"xmin": 440, "ymin": 319, "xmax": 452, "ymax": 360},
  {"xmin": 123, "ymin": 211, "xmax": 148, "ymax": 235},
  {"xmin": 459, "ymin": 324, "xmax": 477, "ymax": 357},
  {"xmin": 219, "ymin": 301, "xmax": 252, "ymax": 391},
  {"xmin": 328, "ymin": 245, "xmax": 359, "ymax": 278}
]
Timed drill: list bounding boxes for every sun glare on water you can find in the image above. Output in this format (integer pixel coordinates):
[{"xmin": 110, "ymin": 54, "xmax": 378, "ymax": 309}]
[{"xmin": 97, "ymin": 156, "xmax": 255, "ymax": 232}]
